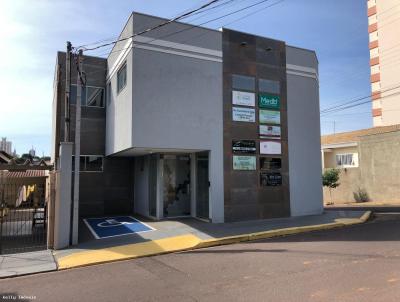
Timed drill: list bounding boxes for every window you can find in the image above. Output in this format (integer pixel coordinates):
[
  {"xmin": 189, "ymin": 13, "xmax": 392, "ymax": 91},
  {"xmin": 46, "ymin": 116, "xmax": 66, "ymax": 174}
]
[
  {"xmin": 335, "ymin": 153, "xmax": 357, "ymax": 167},
  {"xmin": 232, "ymin": 74, "xmax": 255, "ymax": 91},
  {"xmin": 117, "ymin": 63, "xmax": 127, "ymax": 93},
  {"xmin": 259, "ymin": 79, "xmax": 280, "ymax": 94},
  {"xmin": 69, "ymin": 85, "xmax": 104, "ymax": 107},
  {"xmin": 72, "ymin": 155, "xmax": 103, "ymax": 172},
  {"xmin": 107, "ymin": 82, "xmax": 111, "ymax": 107}
]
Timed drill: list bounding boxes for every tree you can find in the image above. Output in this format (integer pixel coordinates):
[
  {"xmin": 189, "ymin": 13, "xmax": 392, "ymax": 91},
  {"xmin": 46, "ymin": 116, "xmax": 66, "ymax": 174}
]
[{"xmin": 322, "ymin": 168, "xmax": 341, "ymax": 205}]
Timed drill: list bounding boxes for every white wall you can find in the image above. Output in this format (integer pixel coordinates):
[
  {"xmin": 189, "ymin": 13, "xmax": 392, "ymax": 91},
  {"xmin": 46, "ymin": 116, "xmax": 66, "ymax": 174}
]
[{"xmin": 286, "ymin": 46, "xmax": 323, "ymax": 216}]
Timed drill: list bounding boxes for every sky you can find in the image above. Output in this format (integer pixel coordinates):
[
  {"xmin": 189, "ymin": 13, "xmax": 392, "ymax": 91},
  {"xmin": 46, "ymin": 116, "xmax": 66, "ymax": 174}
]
[{"xmin": 0, "ymin": 0, "xmax": 371, "ymax": 156}]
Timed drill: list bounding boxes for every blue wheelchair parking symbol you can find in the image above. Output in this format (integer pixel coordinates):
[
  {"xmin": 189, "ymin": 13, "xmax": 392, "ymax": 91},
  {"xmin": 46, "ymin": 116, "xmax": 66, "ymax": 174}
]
[{"xmin": 84, "ymin": 216, "xmax": 155, "ymax": 239}]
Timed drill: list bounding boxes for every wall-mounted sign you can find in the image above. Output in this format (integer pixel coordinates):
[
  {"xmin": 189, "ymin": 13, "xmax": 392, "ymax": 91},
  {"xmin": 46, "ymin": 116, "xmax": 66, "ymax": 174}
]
[
  {"xmin": 232, "ymin": 140, "xmax": 256, "ymax": 154},
  {"xmin": 259, "ymin": 125, "xmax": 281, "ymax": 139},
  {"xmin": 232, "ymin": 107, "xmax": 256, "ymax": 122},
  {"xmin": 233, "ymin": 156, "xmax": 256, "ymax": 170},
  {"xmin": 232, "ymin": 91, "xmax": 255, "ymax": 107},
  {"xmin": 260, "ymin": 141, "xmax": 281, "ymax": 155},
  {"xmin": 259, "ymin": 93, "xmax": 280, "ymax": 109},
  {"xmin": 259, "ymin": 109, "xmax": 280, "ymax": 124},
  {"xmin": 260, "ymin": 172, "xmax": 282, "ymax": 186},
  {"xmin": 260, "ymin": 157, "xmax": 282, "ymax": 170}
]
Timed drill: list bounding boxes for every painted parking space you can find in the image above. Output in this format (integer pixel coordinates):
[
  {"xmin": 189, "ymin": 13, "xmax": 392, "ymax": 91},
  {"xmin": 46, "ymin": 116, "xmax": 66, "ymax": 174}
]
[{"xmin": 83, "ymin": 216, "xmax": 155, "ymax": 239}]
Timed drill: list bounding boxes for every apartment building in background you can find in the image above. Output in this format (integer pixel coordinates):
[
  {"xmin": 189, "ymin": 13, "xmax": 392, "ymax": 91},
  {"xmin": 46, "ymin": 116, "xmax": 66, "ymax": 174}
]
[
  {"xmin": 52, "ymin": 12, "xmax": 322, "ymax": 225},
  {"xmin": 367, "ymin": 0, "xmax": 400, "ymax": 126},
  {"xmin": 0, "ymin": 137, "xmax": 12, "ymax": 155}
]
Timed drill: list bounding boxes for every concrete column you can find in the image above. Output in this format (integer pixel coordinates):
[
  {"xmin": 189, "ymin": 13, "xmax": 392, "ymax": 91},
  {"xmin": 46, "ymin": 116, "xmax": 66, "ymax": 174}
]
[
  {"xmin": 190, "ymin": 153, "xmax": 197, "ymax": 218},
  {"xmin": 53, "ymin": 142, "xmax": 73, "ymax": 249}
]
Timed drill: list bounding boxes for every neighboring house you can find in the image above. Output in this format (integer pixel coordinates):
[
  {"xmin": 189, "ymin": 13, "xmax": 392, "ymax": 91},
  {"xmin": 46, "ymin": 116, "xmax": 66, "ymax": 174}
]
[
  {"xmin": 321, "ymin": 124, "xmax": 400, "ymax": 204},
  {"xmin": 0, "ymin": 150, "xmax": 13, "ymax": 164},
  {"xmin": 367, "ymin": 0, "xmax": 400, "ymax": 126},
  {"xmin": 52, "ymin": 12, "xmax": 323, "ymax": 223}
]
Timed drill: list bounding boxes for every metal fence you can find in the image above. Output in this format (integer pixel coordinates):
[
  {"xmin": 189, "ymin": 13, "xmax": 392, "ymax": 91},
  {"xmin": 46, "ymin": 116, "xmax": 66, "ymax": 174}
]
[{"xmin": 0, "ymin": 172, "xmax": 48, "ymax": 255}]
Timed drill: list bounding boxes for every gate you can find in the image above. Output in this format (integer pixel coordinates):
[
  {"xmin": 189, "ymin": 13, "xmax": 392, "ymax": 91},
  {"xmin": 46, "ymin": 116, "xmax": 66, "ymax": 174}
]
[{"xmin": 0, "ymin": 171, "xmax": 48, "ymax": 255}]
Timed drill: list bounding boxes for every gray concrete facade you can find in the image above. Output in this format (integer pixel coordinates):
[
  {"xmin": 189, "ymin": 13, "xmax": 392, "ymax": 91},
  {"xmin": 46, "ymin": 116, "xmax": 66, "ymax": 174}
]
[
  {"xmin": 286, "ymin": 46, "xmax": 323, "ymax": 216},
  {"xmin": 52, "ymin": 12, "xmax": 322, "ymax": 226}
]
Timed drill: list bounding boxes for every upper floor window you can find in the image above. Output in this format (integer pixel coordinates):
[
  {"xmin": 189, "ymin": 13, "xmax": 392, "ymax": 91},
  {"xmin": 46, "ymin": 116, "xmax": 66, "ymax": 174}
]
[
  {"xmin": 335, "ymin": 153, "xmax": 358, "ymax": 168},
  {"xmin": 107, "ymin": 82, "xmax": 111, "ymax": 107},
  {"xmin": 259, "ymin": 79, "xmax": 280, "ymax": 94},
  {"xmin": 232, "ymin": 74, "xmax": 255, "ymax": 91},
  {"xmin": 72, "ymin": 155, "xmax": 103, "ymax": 172},
  {"xmin": 70, "ymin": 85, "xmax": 104, "ymax": 107},
  {"xmin": 117, "ymin": 63, "xmax": 127, "ymax": 94}
]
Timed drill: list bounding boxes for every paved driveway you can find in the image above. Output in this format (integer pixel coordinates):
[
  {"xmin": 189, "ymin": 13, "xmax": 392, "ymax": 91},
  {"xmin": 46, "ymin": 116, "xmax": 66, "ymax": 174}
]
[{"xmin": 1, "ymin": 214, "xmax": 400, "ymax": 302}]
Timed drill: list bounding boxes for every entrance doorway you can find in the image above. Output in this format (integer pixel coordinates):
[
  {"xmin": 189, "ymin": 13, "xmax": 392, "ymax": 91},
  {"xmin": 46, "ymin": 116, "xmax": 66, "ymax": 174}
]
[{"xmin": 163, "ymin": 155, "xmax": 191, "ymax": 218}]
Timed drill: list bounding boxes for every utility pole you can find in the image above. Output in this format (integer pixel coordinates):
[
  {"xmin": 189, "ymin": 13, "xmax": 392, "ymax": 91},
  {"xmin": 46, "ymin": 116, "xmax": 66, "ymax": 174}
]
[
  {"xmin": 64, "ymin": 41, "xmax": 72, "ymax": 142},
  {"xmin": 72, "ymin": 49, "xmax": 83, "ymax": 245}
]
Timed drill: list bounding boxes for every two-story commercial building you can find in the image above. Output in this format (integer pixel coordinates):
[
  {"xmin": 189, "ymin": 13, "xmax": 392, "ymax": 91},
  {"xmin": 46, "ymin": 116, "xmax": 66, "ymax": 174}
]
[{"xmin": 52, "ymin": 12, "xmax": 323, "ymax": 224}]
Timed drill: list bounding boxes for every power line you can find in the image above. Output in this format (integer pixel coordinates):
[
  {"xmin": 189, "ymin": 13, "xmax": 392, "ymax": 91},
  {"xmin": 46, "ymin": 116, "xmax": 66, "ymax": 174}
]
[
  {"xmin": 80, "ymin": 0, "xmax": 224, "ymax": 52},
  {"xmin": 320, "ymin": 83, "xmax": 400, "ymax": 115},
  {"xmin": 92, "ymin": 0, "xmax": 276, "ymax": 58}
]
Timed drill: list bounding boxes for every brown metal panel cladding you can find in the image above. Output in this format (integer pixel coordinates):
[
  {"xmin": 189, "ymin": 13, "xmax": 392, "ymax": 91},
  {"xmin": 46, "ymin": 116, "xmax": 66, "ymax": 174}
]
[
  {"xmin": 222, "ymin": 29, "xmax": 290, "ymax": 222},
  {"xmin": 372, "ymin": 91, "xmax": 381, "ymax": 100},
  {"xmin": 368, "ymin": 23, "xmax": 378, "ymax": 33},
  {"xmin": 372, "ymin": 108, "xmax": 382, "ymax": 117},
  {"xmin": 368, "ymin": 6, "xmax": 377, "ymax": 17},
  {"xmin": 370, "ymin": 73, "xmax": 380, "ymax": 83},
  {"xmin": 370, "ymin": 57, "xmax": 380, "ymax": 66},
  {"xmin": 369, "ymin": 40, "xmax": 379, "ymax": 49}
]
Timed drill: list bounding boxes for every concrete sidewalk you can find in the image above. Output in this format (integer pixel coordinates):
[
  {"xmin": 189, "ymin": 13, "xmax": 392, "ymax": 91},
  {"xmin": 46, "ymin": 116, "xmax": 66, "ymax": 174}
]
[
  {"xmin": 0, "ymin": 250, "xmax": 57, "ymax": 278},
  {"xmin": 54, "ymin": 210, "xmax": 371, "ymax": 270}
]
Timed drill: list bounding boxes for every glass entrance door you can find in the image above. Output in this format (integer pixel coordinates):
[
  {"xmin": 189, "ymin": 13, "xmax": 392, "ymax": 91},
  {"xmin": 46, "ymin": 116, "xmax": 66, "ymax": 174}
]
[
  {"xmin": 163, "ymin": 155, "xmax": 191, "ymax": 218},
  {"xmin": 196, "ymin": 152, "xmax": 209, "ymax": 219}
]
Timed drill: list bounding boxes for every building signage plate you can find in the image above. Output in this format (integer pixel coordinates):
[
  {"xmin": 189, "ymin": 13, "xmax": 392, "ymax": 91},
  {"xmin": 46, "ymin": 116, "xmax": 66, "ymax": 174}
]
[
  {"xmin": 233, "ymin": 156, "xmax": 256, "ymax": 170},
  {"xmin": 260, "ymin": 141, "xmax": 281, "ymax": 155},
  {"xmin": 232, "ymin": 140, "xmax": 256, "ymax": 154},
  {"xmin": 259, "ymin": 109, "xmax": 280, "ymax": 124},
  {"xmin": 260, "ymin": 157, "xmax": 282, "ymax": 170},
  {"xmin": 259, "ymin": 93, "xmax": 280, "ymax": 109},
  {"xmin": 260, "ymin": 172, "xmax": 282, "ymax": 186},
  {"xmin": 232, "ymin": 107, "xmax": 256, "ymax": 122},
  {"xmin": 232, "ymin": 91, "xmax": 255, "ymax": 107},
  {"xmin": 259, "ymin": 125, "xmax": 281, "ymax": 139}
]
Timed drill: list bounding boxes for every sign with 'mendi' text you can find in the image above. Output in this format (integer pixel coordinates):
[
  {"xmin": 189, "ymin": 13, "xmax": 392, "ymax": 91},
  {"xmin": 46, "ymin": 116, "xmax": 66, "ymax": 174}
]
[
  {"xmin": 259, "ymin": 94, "xmax": 280, "ymax": 109},
  {"xmin": 232, "ymin": 91, "xmax": 255, "ymax": 107},
  {"xmin": 233, "ymin": 156, "xmax": 256, "ymax": 170},
  {"xmin": 259, "ymin": 110, "xmax": 280, "ymax": 125},
  {"xmin": 232, "ymin": 107, "xmax": 256, "ymax": 122}
]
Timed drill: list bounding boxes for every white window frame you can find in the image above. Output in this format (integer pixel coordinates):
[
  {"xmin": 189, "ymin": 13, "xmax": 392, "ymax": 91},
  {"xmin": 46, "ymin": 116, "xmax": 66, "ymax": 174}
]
[{"xmin": 335, "ymin": 153, "xmax": 358, "ymax": 168}]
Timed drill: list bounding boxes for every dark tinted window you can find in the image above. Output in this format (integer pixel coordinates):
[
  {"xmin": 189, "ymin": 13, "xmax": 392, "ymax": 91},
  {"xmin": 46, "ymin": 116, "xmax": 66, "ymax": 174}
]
[
  {"xmin": 232, "ymin": 74, "xmax": 255, "ymax": 91},
  {"xmin": 117, "ymin": 63, "xmax": 127, "ymax": 93},
  {"xmin": 259, "ymin": 79, "xmax": 280, "ymax": 94},
  {"xmin": 86, "ymin": 87, "xmax": 104, "ymax": 107}
]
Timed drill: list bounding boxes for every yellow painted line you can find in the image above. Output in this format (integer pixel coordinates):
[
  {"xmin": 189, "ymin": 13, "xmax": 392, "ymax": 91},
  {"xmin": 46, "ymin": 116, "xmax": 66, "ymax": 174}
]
[
  {"xmin": 57, "ymin": 234, "xmax": 201, "ymax": 270},
  {"xmin": 56, "ymin": 211, "xmax": 371, "ymax": 270}
]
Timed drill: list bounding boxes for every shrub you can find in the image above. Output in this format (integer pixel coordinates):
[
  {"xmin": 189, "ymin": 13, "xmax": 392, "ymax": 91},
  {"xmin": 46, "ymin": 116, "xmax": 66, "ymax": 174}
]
[{"xmin": 353, "ymin": 188, "xmax": 369, "ymax": 203}]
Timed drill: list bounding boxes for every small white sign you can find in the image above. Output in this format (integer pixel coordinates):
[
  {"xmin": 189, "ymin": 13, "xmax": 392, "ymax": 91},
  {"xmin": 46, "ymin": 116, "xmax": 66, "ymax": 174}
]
[
  {"xmin": 260, "ymin": 125, "xmax": 281, "ymax": 139},
  {"xmin": 232, "ymin": 91, "xmax": 255, "ymax": 107},
  {"xmin": 232, "ymin": 107, "xmax": 256, "ymax": 122},
  {"xmin": 260, "ymin": 141, "xmax": 281, "ymax": 155}
]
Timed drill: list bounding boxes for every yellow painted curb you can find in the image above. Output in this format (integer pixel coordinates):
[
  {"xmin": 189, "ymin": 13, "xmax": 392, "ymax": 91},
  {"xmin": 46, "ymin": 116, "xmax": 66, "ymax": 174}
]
[
  {"xmin": 56, "ymin": 211, "xmax": 371, "ymax": 270},
  {"xmin": 57, "ymin": 234, "xmax": 201, "ymax": 270}
]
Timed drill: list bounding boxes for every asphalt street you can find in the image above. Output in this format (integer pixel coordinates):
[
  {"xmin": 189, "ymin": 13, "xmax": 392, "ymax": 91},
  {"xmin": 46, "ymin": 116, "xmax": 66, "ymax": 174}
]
[{"xmin": 1, "ymin": 214, "xmax": 400, "ymax": 302}]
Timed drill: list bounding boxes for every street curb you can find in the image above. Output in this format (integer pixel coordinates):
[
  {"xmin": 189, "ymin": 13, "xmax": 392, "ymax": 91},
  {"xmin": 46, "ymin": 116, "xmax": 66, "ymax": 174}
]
[{"xmin": 56, "ymin": 211, "xmax": 372, "ymax": 270}]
